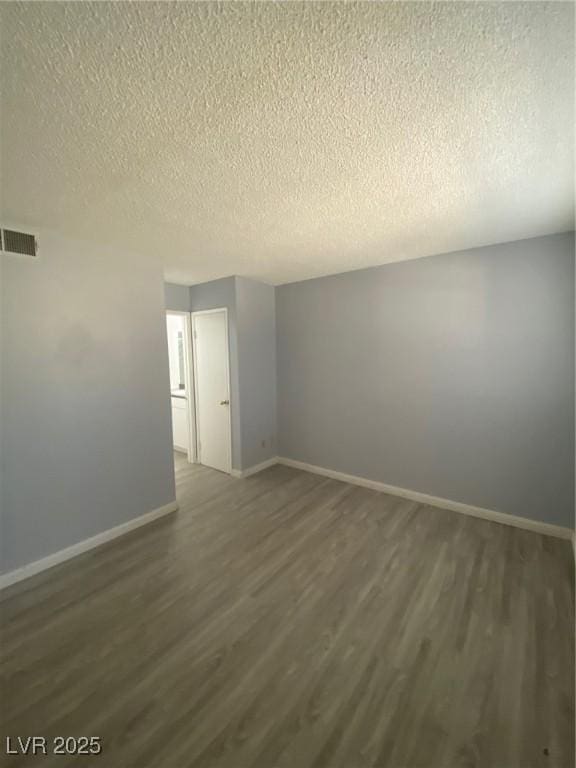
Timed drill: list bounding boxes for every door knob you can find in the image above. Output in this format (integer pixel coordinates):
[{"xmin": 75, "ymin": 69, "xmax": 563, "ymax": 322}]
[{"xmin": 220, "ymin": 400, "xmax": 230, "ymax": 405}]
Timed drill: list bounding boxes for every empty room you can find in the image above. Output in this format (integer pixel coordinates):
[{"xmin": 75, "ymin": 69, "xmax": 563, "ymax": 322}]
[{"xmin": 1, "ymin": 2, "xmax": 574, "ymax": 767}]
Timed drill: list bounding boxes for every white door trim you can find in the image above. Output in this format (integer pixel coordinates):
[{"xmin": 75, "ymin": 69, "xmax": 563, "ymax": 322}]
[
  {"xmin": 166, "ymin": 311, "xmax": 196, "ymax": 463},
  {"xmin": 191, "ymin": 307, "xmax": 232, "ymax": 475}
]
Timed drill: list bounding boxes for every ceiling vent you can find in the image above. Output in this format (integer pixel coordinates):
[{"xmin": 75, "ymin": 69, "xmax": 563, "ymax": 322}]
[{"xmin": 0, "ymin": 228, "xmax": 38, "ymax": 257}]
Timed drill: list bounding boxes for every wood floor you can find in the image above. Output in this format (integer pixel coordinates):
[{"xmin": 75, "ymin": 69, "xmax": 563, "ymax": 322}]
[{"xmin": 1, "ymin": 453, "xmax": 574, "ymax": 768}]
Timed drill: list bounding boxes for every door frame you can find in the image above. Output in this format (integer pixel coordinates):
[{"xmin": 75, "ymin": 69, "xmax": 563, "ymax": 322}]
[
  {"xmin": 191, "ymin": 307, "xmax": 232, "ymax": 475},
  {"xmin": 166, "ymin": 310, "xmax": 196, "ymax": 464}
]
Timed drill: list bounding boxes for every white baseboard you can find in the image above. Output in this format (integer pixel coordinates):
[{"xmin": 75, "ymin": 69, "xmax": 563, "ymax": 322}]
[
  {"xmin": 2, "ymin": 461, "xmax": 571, "ymax": 592},
  {"xmin": 0, "ymin": 501, "xmax": 179, "ymax": 591},
  {"xmin": 277, "ymin": 457, "xmax": 573, "ymax": 541},
  {"xmin": 231, "ymin": 457, "xmax": 279, "ymax": 479}
]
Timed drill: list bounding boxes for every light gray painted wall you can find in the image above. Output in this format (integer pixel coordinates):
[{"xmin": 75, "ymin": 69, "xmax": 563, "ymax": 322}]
[
  {"xmin": 277, "ymin": 233, "xmax": 575, "ymax": 528},
  {"xmin": 236, "ymin": 277, "xmax": 277, "ymax": 469},
  {"xmin": 1, "ymin": 230, "xmax": 176, "ymax": 574},
  {"xmin": 164, "ymin": 282, "xmax": 190, "ymax": 312},
  {"xmin": 188, "ymin": 277, "xmax": 242, "ymax": 470}
]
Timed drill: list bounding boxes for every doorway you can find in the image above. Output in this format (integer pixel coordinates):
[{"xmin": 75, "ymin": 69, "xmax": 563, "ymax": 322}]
[
  {"xmin": 192, "ymin": 308, "xmax": 232, "ymax": 474},
  {"xmin": 166, "ymin": 312, "xmax": 195, "ymax": 463}
]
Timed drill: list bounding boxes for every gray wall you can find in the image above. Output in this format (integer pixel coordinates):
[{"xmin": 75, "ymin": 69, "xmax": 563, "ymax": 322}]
[
  {"xmin": 277, "ymin": 233, "xmax": 575, "ymax": 528},
  {"xmin": 164, "ymin": 282, "xmax": 190, "ymax": 312},
  {"xmin": 1, "ymin": 229, "xmax": 176, "ymax": 574},
  {"xmin": 236, "ymin": 277, "xmax": 277, "ymax": 468}
]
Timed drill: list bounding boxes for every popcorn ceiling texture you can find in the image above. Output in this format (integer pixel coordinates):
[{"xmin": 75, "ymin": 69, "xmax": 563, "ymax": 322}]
[{"xmin": 0, "ymin": 1, "xmax": 574, "ymax": 285}]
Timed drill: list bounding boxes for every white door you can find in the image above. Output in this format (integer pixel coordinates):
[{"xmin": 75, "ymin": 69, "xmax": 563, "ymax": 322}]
[{"xmin": 192, "ymin": 309, "xmax": 232, "ymax": 474}]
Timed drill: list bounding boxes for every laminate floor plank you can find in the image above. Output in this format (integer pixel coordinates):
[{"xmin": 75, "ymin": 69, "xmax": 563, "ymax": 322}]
[{"xmin": 1, "ymin": 454, "xmax": 573, "ymax": 768}]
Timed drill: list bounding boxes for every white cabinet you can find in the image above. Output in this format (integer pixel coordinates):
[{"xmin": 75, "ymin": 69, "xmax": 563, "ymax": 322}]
[{"xmin": 171, "ymin": 396, "xmax": 189, "ymax": 453}]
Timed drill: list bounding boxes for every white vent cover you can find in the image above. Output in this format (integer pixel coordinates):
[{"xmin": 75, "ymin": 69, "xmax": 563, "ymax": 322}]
[{"xmin": 0, "ymin": 228, "xmax": 38, "ymax": 257}]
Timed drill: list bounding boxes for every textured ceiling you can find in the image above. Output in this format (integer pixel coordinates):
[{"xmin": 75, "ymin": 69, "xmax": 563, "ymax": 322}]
[{"xmin": 1, "ymin": 2, "xmax": 574, "ymax": 285}]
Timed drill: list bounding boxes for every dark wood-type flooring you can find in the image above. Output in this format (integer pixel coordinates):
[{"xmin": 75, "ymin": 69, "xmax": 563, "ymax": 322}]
[{"xmin": 1, "ymin": 453, "xmax": 574, "ymax": 767}]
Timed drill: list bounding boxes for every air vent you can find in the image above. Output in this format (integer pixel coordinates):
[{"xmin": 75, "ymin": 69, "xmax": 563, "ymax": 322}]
[{"xmin": 1, "ymin": 228, "xmax": 38, "ymax": 257}]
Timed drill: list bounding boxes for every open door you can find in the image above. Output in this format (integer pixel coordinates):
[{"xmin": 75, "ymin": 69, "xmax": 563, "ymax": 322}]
[{"xmin": 192, "ymin": 308, "xmax": 232, "ymax": 474}]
